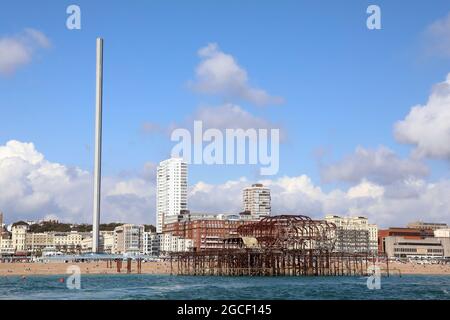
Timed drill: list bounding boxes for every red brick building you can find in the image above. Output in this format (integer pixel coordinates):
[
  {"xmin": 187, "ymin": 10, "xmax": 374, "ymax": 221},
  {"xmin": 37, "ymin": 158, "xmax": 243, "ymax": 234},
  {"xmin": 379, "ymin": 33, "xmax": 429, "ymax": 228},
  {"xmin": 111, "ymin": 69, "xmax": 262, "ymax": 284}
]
[{"xmin": 163, "ymin": 219, "xmax": 256, "ymax": 251}]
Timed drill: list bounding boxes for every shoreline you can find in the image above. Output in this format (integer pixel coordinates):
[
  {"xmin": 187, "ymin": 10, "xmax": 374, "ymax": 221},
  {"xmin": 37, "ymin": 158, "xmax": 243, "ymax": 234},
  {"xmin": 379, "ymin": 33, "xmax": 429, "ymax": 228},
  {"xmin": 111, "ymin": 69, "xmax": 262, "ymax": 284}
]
[
  {"xmin": 0, "ymin": 261, "xmax": 175, "ymax": 276},
  {"xmin": 387, "ymin": 261, "xmax": 450, "ymax": 276},
  {"xmin": 1, "ymin": 261, "xmax": 449, "ymax": 277}
]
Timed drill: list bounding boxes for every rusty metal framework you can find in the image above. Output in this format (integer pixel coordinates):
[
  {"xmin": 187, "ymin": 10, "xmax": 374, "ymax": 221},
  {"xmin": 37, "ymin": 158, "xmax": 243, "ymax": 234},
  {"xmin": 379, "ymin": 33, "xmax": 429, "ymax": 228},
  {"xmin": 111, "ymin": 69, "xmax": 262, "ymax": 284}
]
[
  {"xmin": 237, "ymin": 215, "xmax": 336, "ymax": 250},
  {"xmin": 171, "ymin": 215, "xmax": 386, "ymax": 277},
  {"xmin": 173, "ymin": 249, "xmax": 380, "ymax": 276}
]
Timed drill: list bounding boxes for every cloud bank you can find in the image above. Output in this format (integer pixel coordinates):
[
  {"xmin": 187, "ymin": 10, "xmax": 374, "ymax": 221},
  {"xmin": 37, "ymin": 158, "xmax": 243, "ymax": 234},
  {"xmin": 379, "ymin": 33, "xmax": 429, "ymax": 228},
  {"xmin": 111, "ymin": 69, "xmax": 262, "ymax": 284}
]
[
  {"xmin": 0, "ymin": 140, "xmax": 448, "ymax": 228},
  {"xmin": 321, "ymin": 146, "xmax": 428, "ymax": 185},
  {"xmin": 0, "ymin": 140, "xmax": 155, "ymax": 224}
]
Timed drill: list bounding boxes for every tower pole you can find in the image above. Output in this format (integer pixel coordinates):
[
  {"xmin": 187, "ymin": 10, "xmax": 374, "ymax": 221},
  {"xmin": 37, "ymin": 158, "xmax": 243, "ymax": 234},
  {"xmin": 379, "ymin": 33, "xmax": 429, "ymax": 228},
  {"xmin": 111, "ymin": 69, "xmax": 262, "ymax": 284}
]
[{"xmin": 92, "ymin": 38, "xmax": 103, "ymax": 253}]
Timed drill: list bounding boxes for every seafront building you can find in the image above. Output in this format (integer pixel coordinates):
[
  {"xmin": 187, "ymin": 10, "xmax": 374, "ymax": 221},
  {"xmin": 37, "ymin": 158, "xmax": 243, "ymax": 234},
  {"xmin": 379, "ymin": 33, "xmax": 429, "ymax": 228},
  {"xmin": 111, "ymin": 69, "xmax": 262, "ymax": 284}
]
[
  {"xmin": 377, "ymin": 221, "xmax": 450, "ymax": 259},
  {"xmin": 0, "ymin": 238, "xmax": 14, "ymax": 256},
  {"xmin": 434, "ymin": 228, "xmax": 450, "ymax": 238},
  {"xmin": 383, "ymin": 236, "xmax": 450, "ymax": 259},
  {"xmin": 81, "ymin": 236, "xmax": 93, "ymax": 253},
  {"xmin": 378, "ymin": 227, "xmax": 434, "ymax": 253},
  {"xmin": 242, "ymin": 184, "xmax": 271, "ymax": 218},
  {"xmin": 159, "ymin": 233, "xmax": 193, "ymax": 253},
  {"xmin": 163, "ymin": 211, "xmax": 260, "ymax": 251},
  {"xmin": 113, "ymin": 224, "xmax": 145, "ymax": 254},
  {"xmin": 0, "ymin": 213, "xmax": 151, "ymax": 257},
  {"xmin": 325, "ymin": 215, "xmax": 378, "ymax": 253},
  {"xmin": 1, "ymin": 216, "xmax": 449, "ymax": 259},
  {"xmin": 0, "ymin": 216, "xmax": 14, "ymax": 256},
  {"xmin": 53, "ymin": 232, "xmax": 83, "ymax": 249},
  {"xmin": 407, "ymin": 221, "xmax": 448, "ymax": 231},
  {"xmin": 11, "ymin": 223, "xmax": 28, "ymax": 252},
  {"xmin": 26, "ymin": 232, "xmax": 55, "ymax": 254},
  {"xmin": 100, "ymin": 231, "xmax": 115, "ymax": 254},
  {"xmin": 156, "ymin": 158, "xmax": 188, "ymax": 233},
  {"xmin": 143, "ymin": 232, "xmax": 160, "ymax": 256},
  {"xmin": 0, "ymin": 212, "xmax": 12, "ymax": 256}
]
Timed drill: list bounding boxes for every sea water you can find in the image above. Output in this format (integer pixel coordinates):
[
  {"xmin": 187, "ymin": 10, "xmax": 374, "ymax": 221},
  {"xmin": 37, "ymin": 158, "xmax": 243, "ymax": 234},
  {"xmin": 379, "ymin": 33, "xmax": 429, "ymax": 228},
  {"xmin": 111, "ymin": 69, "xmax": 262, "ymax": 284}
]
[{"xmin": 0, "ymin": 274, "xmax": 449, "ymax": 300}]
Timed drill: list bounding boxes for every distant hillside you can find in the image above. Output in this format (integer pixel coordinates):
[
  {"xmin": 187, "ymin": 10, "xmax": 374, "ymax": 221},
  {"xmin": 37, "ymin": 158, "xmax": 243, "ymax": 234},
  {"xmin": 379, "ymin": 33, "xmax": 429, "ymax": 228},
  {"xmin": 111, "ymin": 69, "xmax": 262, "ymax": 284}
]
[{"xmin": 26, "ymin": 221, "xmax": 156, "ymax": 233}]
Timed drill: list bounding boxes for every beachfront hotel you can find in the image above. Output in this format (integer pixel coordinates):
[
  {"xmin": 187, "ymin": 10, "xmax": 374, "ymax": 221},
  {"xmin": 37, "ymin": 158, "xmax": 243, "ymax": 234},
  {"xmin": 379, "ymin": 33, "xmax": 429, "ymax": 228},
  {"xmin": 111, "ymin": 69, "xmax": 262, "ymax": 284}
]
[{"xmin": 156, "ymin": 158, "xmax": 188, "ymax": 234}]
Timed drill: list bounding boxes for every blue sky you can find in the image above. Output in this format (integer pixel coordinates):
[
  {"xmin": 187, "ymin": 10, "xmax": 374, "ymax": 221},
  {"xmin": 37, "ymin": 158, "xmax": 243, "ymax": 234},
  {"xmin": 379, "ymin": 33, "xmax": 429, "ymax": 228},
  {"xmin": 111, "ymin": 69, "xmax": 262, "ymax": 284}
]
[{"xmin": 1, "ymin": 0, "xmax": 450, "ymax": 226}]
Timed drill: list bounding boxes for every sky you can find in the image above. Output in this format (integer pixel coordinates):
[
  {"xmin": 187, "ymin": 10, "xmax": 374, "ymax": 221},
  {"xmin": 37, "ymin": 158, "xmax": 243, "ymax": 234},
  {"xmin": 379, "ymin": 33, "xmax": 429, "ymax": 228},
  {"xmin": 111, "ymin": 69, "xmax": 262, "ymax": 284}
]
[{"xmin": 0, "ymin": 0, "xmax": 450, "ymax": 228}]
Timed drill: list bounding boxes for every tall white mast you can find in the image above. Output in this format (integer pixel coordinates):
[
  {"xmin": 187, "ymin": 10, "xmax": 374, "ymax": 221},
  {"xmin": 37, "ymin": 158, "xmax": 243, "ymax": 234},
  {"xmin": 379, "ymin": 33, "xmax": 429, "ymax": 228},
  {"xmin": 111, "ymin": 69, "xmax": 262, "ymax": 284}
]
[{"xmin": 92, "ymin": 38, "xmax": 103, "ymax": 253}]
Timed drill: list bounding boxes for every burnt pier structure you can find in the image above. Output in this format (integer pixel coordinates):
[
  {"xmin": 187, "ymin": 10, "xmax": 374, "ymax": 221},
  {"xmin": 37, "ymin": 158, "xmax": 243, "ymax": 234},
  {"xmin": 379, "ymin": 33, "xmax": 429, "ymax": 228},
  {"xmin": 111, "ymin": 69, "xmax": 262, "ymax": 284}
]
[{"xmin": 172, "ymin": 215, "xmax": 385, "ymax": 276}]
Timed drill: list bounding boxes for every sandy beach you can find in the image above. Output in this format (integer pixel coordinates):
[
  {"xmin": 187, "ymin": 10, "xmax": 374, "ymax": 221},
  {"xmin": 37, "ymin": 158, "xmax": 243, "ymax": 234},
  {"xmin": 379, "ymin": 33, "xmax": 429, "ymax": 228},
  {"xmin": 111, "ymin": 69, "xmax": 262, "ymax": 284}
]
[
  {"xmin": 0, "ymin": 261, "xmax": 176, "ymax": 276},
  {"xmin": 0, "ymin": 261, "xmax": 449, "ymax": 276},
  {"xmin": 387, "ymin": 261, "xmax": 450, "ymax": 275}
]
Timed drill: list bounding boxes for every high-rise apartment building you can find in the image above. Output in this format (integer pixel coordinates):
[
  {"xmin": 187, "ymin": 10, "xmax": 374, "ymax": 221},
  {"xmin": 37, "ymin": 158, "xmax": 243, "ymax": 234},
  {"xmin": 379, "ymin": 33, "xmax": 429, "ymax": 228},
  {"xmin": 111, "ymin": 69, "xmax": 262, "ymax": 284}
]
[
  {"xmin": 156, "ymin": 158, "xmax": 188, "ymax": 233},
  {"xmin": 242, "ymin": 184, "xmax": 271, "ymax": 218}
]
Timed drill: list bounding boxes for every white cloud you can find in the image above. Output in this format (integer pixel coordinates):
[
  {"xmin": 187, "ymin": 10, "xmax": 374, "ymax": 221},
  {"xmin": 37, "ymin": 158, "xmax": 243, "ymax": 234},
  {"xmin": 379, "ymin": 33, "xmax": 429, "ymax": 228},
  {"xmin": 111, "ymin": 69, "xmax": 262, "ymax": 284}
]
[
  {"xmin": 190, "ymin": 43, "xmax": 284, "ymax": 106},
  {"xmin": 423, "ymin": 12, "xmax": 450, "ymax": 58},
  {"xmin": 142, "ymin": 162, "xmax": 157, "ymax": 181},
  {"xmin": 394, "ymin": 73, "xmax": 450, "ymax": 159},
  {"xmin": 320, "ymin": 146, "xmax": 428, "ymax": 184},
  {"xmin": 23, "ymin": 28, "xmax": 51, "ymax": 48},
  {"xmin": 187, "ymin": 175, "xmax": 338, "ymax": 218},
  {"xmin": 189, "ymin": 177, "xmax": 249, "ymax": 214},
  {"xmin": 0, "ymin": 140, "xmax": 155, "ymax": 224},
  {"xmin": 102, "ymin": 177, "xmax": 155, "ymax": 223},
  {"xmin": 0, "ymin": 28, "xmax": 50, "ymax": 75},
  {"xmin": 347, "ymin": 180, "xmax": 384, "ymax": 199}
]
